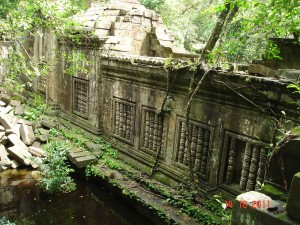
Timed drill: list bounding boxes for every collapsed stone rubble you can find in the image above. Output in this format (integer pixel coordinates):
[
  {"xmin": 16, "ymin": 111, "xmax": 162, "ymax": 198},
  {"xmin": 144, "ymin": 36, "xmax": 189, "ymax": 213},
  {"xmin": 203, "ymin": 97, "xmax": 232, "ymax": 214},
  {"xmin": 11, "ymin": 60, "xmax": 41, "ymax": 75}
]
[{"xmin": 0, "ymin": 93, "xmax": 48, "ymax": 171}]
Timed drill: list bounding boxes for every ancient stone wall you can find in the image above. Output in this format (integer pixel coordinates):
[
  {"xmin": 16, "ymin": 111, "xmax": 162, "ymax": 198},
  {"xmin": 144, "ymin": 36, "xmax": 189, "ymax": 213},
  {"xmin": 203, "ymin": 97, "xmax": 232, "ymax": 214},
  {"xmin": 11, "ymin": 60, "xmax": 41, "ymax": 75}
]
[{"xmin": 56, "ymin": 42, "xmax": 299, "ymax": 194}]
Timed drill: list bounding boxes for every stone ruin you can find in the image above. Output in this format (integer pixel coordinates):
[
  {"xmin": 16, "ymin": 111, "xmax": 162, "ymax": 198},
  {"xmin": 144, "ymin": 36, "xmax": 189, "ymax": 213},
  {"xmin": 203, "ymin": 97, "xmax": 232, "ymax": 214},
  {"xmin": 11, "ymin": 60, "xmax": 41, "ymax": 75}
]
[{"xmin": 0, "ymin": 0, "xmax": 299, "ymax": 213}]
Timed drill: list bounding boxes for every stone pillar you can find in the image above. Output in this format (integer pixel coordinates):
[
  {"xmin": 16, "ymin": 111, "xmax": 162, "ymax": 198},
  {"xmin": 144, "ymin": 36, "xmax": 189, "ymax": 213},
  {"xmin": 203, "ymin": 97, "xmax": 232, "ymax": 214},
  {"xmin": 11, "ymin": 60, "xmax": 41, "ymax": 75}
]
[{"xmin": 286, "ymin": 172, "xmax": 300, "ymax": 222}]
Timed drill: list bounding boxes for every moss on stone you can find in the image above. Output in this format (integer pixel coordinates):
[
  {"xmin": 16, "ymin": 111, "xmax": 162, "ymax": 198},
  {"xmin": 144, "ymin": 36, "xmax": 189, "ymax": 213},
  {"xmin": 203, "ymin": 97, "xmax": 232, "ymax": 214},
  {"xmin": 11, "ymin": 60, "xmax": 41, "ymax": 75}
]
[{"xmin": 261, "ymin": 184, "xmax": 287, "ymax": 201}]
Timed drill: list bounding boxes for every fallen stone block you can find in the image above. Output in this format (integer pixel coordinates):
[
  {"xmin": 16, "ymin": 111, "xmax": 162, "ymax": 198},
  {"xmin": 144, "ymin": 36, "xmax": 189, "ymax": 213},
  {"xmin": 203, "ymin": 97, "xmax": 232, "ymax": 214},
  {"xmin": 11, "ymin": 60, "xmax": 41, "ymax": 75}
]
[
  {"xmin": 0, "ymin": 136, "xmax": 8, "ymax": 145},
  {"xmin": 7, "ymin": 146, "xmax": 31, "ymax": 166},
  {"xmin": 74, "ymin": 155, "xmax": 96, "ymax": 168},
  {"xmin": 0, "ymin": 115, "xmax": 14, "ymax": 130},
  {"xmin": 32, "ymin": 141, "xmax": 41, "ymax": 148},
  {"xmin": 41, "ymin": 119, "xmax": 57, "ymax": 129},
  {"xmin": 86, "ymin": 142, "xmax": 104, "ymax": 153},
  {"xmin": 7, "ymin": 133, "xmax": 29, "ymax": 150},
  {"xmin": 28, "ymin": 146, "xmax": 46, "ymax": 157},
  {"xmin": 15, "ymin": 124, "xmax": 21, "ymax": 139},
  {"xmin": 10, "ymin": 100, "xmax": 21, "ymax": 107},
  {"xmin": 0, "ymin": 145, "xmax": 11, "ymax": 166},
  {"xmin": 0, "ymin": 100, "xmax": 6, "ymax": 107},
  {"xmin": 0, "ymin": 132, "xmax": 5, "ymax": 140},
  {"xmin": 37, "ymin": 128, "xmax": 50, "ymax": 136},
  {"xmin": 0, "ymin": 125, "xmax": 4, "ymax": 132},
  {"xmin": 231, "ymin": 191, "xmax": 291, "ymax": 225},
  {"xmin": 20, "ymin": 124, "xmax": 36, "ymax": 146},
  {"xmin": 0, "ymin": 94, "xmax": 10, "ymax": 105},
  {"xmin": 36, "ymin": 134, "xmax": 49, "ymax": 143},
  {"xmin": 14, "ymin": 105, "xmax": 24, "ymax": 115},
  {"xmin": 17, "ymin": 119, "xmax": 33, "ymax": 126},
  {"xmin": 248, "ymin": 64, "xmax": 276, "ymax": 77},
  {"xmin": 0, "ymin": 105, "xmax": 12, "ymax": 116},
  {"xmin": 11, "ymin": 160, "xmax": 20, "ymax": 169},
  {"xmin": 286, "ymin": 172, "xmax": 300, "ymax": 222}
]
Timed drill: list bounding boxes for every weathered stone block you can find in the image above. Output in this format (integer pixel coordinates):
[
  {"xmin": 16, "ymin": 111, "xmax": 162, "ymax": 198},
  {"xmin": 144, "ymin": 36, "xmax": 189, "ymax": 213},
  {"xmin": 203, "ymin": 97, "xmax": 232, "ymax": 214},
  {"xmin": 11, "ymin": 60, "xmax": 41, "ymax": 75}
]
[
  {"xmin": 0, "ymin": 105, "xmax": 12, "ymax": 116},
  {"xmin": 32, "ymin": 141, "xmax": 41, "ymax": 148},
  {"xmin": 20, "ymin": 124, "xmax": 35, "ymax": 146},
  {"xmin": 36, "ymin": 134, "xmax": 49, "ymax": 143},
  {"xmin": 86, "ymin": 142, "xmax": 104, "ymax": 153},
  {"xmin": 7, "ymin": 146, "xmax": 31, "ymax": 165},
  {"xmin": 75, "ymin": 155, "xmax": 96, "ymax": 168},
  {"xmin": 286, "ymin": 172, "xmax": 300, "ymax": 222},
  {"xmin": 28, "ymin": 146, "xmax": 46, "ymax": 157},
  {"xmin": 248, "ymin": 64, "xmax": 276, "ymax": 77},
  {"xmin": 0, "ymin": 100, "xmax": 6, "ymax": 107},
  {"xmin": 231, "ymin": 191, "xmax": 292, "ymax": 225},
  {"xmin": 17, "ymin": 119, "xmax": 33, "ymax": 126},
  {"xmin": 0, "ymin": 94, "xmax": 10, "ymax": 105},
  {"xmin": 10, "ymin": 100, "xmax": 21, "ymax": 107},
  {"xmin": 7, "ymin": 133, "xmax": 28, "ymax": 150},
  {"xmin": 0, "ymin": 115, "xmax": 14, "ymax": 130},
  {"xmin": 41, "ymin": 119, "xmax": 57, "ymax": 129},
  {"xmin": 14, "ymin": 105, "xmax": 24, "ymax": 115}
]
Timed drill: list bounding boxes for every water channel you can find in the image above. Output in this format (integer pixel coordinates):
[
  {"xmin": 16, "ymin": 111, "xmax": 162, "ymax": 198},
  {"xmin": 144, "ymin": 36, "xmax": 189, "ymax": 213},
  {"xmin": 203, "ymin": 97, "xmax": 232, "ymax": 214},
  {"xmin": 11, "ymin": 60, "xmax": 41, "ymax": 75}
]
[{"xmin": 0, "ymin": 169, "xmax": 154, "ymax": 225}]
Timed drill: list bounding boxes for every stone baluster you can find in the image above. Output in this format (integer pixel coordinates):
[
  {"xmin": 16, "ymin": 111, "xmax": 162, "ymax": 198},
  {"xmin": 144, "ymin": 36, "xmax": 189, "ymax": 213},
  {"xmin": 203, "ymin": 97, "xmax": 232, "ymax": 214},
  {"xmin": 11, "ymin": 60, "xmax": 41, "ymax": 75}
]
[
  {"xmin": 191, "ymin": 126, "xmax": 198, "ymax": 166},
  {"xmin": 200, "ymin": 130, "xmax": 209, "ymax": 175},
  {"xmin": 255, "ymin": 148, "xmax": 268, "ymax": 190},
  {"xmin": 119, "ymin": 103, "xmax": 124, "ymax": 137},
  {"xmin": 115, "ymin": 102, "xmax": 120, "ymax": 135},
  {"xmin": 177, "ymin": 122, "xmax": 186, "ymax": 163},
  {"xmin": 149, "ymin": 113, "xmax": 154, "ymax": 150},
  {"xmin": 239, "ymin": 142, "xmax": 253, "ymax": 190},
  {"xmin": 125, "ymin": 106, "xmax": 131, "ymax": 140},
  {"xmin": 226, "ymin": 137, "xmax": 237, "ymax": 184},
  {"xmin": 246, "ymin": 146, "xmax": 260, "ymax": 191},
  {"xmin": 153, "ymin": 113, "xmax": 159, "ymax": 151},
  {"xmin": 195, "ymin": 128, "xmax": 204, "ymax": 171},
  {"xmin": 144, "ymin": 111, "xmax": 150, "ymax": 148},
  {"xmin": 183, "ymin": 124, "xmax": 192, "ymax": 166}
]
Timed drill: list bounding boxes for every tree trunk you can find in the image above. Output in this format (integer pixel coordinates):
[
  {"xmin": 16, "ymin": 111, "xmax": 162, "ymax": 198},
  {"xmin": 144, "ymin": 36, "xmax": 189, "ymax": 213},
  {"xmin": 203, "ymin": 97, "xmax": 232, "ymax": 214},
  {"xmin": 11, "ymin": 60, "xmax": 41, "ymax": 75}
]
[{"xmin": 201, "ymin": 3, "xmax": 232, "ymax": 60}]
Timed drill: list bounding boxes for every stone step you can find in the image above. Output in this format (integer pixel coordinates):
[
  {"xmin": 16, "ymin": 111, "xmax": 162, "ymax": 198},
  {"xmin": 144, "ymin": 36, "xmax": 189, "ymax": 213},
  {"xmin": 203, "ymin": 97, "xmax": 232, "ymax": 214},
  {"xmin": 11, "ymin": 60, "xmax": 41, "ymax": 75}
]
[{"xmin": 67, "ymin": 148, "xmax": 96, "ymax": 168}]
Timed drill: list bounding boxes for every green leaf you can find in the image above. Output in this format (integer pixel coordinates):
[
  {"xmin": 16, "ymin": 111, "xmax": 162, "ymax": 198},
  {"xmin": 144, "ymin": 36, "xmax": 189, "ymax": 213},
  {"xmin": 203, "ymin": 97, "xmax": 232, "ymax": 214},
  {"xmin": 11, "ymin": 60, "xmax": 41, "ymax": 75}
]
[{"xmin": 291, "ymin": 126, "xmax": 300, "ymax": 136}]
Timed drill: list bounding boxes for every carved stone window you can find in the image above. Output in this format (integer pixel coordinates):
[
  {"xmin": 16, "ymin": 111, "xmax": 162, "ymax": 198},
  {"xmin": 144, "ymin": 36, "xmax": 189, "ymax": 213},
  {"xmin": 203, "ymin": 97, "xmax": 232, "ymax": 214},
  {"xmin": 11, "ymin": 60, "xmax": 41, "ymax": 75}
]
[
  {"xmin": 175, "ymin": 119, "xmax": 213, "ymax": 179},
  {"xmin": 221, "ymin": 132, "xmax": 269, "ymax": 192},
  {"xmin": 141, "ymin": 108, "xmax": 166, "ymax": 156},
  {"xmin": 113, "ymin": 98, "xmax": 135, "ymax": 145},
  {"xmin": 73, "ymin": 78, "xmax": 89, "ymax": 118}
]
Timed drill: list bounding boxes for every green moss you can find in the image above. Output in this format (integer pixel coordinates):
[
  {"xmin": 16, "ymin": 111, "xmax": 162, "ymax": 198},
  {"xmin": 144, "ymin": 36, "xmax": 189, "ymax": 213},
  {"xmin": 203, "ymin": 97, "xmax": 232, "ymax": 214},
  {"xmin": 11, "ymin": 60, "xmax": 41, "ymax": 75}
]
[{"xmin": 261, "ymin": 184, "xmax": 287, "ymax": 201}]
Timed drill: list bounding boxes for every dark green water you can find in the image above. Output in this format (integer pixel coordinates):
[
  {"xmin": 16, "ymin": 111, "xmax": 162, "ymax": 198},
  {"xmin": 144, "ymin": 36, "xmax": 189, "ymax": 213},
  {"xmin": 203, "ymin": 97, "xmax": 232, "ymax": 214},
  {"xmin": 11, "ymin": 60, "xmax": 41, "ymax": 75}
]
[{"xmin": 0, "ymin": 169, "xmax": 154, "ymax": 225}]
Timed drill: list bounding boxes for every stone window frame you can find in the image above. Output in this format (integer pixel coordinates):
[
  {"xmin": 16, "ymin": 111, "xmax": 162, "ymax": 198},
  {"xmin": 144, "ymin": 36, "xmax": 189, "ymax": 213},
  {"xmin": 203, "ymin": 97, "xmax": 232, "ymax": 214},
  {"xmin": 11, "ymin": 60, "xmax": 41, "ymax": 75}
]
[
  {"xmin": 112, "ymin": 97, "xmax": 136, "ymax": 146},
  {"xmin": 173, "ymin": 116, "xmax": 214, "ymax": 180},
  {"xmin": 72, "ymin": 77, "xmax": 89, "ymax": 119},
  {"xmin": 219, "ymin": 131, "xmax": 270, "ymax": 194},
  {"xmin": 139, "ymin": 106, "xmax": 168, "ymax": 159}
]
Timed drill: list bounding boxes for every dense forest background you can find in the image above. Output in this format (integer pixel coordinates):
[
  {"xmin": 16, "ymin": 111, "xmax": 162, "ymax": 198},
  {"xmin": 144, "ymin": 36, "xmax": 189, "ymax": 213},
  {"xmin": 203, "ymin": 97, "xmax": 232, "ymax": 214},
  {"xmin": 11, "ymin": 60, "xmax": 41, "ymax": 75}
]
[{"xmin": 0, "ymin": 0, "xmax": 299, "ymax": 64}]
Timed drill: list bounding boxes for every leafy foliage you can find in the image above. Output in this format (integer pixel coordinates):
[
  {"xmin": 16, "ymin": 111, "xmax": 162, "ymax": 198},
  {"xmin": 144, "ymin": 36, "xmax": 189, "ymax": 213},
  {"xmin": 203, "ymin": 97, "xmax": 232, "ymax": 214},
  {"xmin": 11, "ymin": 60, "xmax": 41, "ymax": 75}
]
[{"xmin": 38, "ymin": 141, "xmax": 76, "ymax": 194}]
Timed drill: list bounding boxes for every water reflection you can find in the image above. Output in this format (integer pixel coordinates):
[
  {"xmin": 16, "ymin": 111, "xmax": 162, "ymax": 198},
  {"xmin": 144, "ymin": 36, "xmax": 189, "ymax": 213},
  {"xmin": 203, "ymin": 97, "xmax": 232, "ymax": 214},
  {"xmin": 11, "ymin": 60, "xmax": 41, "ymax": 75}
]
[{"xmin": 0, "ymin": 169, "xmax": 154, "ymax": 225}]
